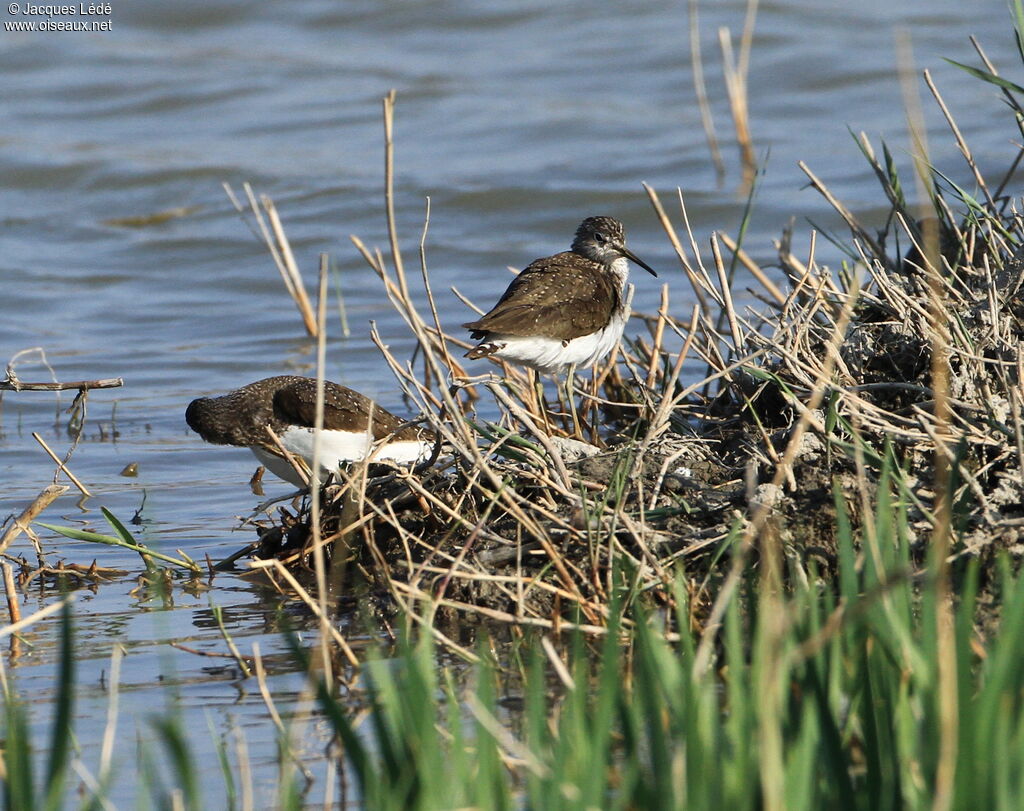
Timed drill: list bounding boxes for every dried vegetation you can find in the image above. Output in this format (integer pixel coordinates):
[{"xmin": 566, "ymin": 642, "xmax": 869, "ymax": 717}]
[{"xmin": 230, "ymin": 72, "xmax": 1024, "ymax": 641}]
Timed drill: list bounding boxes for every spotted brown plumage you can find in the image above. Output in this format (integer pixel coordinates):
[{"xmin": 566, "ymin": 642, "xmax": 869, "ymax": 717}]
[
  {"xmin": 185, "ymin": 376, "xmax": 433, "ymax": 486},
  {"xmin": 185, "ymin": 376, "xmax": 422, "ymax": 445},
  {"xmin": 463, "ymin": 216, "xmax": 656, "ymax": 374},
  {"xmin": 464, "ymin": 252, "xmax": 624, "ymax": 344}
]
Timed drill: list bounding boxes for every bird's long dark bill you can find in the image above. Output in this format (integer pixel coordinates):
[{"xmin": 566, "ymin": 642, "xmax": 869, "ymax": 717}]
[{"xmin": 622, "ymin": 246, "xmax": 658, "ymax": 277}]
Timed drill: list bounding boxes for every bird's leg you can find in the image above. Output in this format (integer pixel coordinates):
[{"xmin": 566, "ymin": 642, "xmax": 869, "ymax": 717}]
[
  {"xmin": 588, "ymin": 363, "xmax": 601, "ymax": 444},
  {"xmin": 244, "ymin": 487, "xmax": 309, "ymax": 523},
  {"xmin": 565, "ymin": 364, "xmax": 583, "ymax": 439},
  {"xmin": 529, "ymin": 368, "xmax": 553, "ymax": 436},
  {"xmin": 525, "ymin": 367, "xmax": 539, "ymax": 415}
]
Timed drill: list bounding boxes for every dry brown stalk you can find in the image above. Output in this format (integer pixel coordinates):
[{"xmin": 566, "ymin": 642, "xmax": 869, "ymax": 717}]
[
  {"xmin": 266, "ymin": 198, "xmax": 317, "ymax": 326},
  {"xmin": 251, "ymin": 645, "xmax": 291, "ymax": 746},
  {"xmin": 169, "ymin": 642, "xmax": 252, "ymax": 667},
  {"xmin": 897, "ymin": 49, "xmax": 961, "ymax": 797},
  {"xmin": 711, "ymin": 233, "xmax": 745, "ymax": 354},
  {"xmin": 644, "ymin": 286, "xmax": 670, "ymax": 389},
  {"xmin": 31, "ymin": 433, "xmax": 90, "ymax": 497},
  {"xmin": 382, "ymin": 90, "xmax": 409, "ymax": 301},
  {"xmin": 263, "ymin": 425, "xmax": 310, "ymax": 487},
  {"xmin": 717, "ymin": 231, "xmax": 786, "ymax": 306},
  {"xmin": 0, "ymin": 375, "xmax": 122, "ymax": 392},
  {"xmin": 417, "ymin": 197, "xmax": 462, "ymax": 383},
  {"xmin": 2, "ymin": 562, "xmax": 21, "ymax": 657},
  {"xmin": 687, "ymin": 0, "xmax": 725, "ymax": 185},
  {"xmin": 307, "ymin": 258, "xmax": 334, "ymax": 683},
  {"xmin": 0, "ymin": 484, "xmax": 68, "ymax": 554},
  {"xmin": 354, "ymin": 238, "xmax": 483, "ymax": 448},
  {"xmin": 249, "ymin": 559, "xmax": 358, "ymax": 667},
  {"xmin": 642, "ymin": 305, "xmax": 699, "ymax": 442},
  {"xmin": 0, "ymin": 593, "xmax": 75, "ymax": 640},
  {"xmin": 1014, "ymin": 358, "xmax": 1024, "ymax": 487},
  {"xmin": 924, "ymin": 69, "xmax": 995, "ymax": 210},
  {"xmin": 643, "ymin": 183, "xmax": 716, "ymax": 314},
  {"xmin": 224, "ymin": 182, "xmax": 318, "ymax": 337},
  {"xmin": 231, "ymin": 724, "xmax": 255, "ymax": 811},
  {"xmin": 397, "ymin": 602, "xmax": 480, "ymax": 664},
  {"xmin": 717, "ymin": 0, "xmax": 758, "ymax": 189},
  {"xmin": 970, "ymin": 35, "xmax": 1024, "ymax": 121},
  {"xmin": 799, "ymin": 162, "xmax": 887, "ymax": 262}
]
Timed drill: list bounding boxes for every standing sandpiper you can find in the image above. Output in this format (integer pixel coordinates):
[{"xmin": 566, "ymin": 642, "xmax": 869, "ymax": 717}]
[
  {"xmin": 185, "ymin": 376, "xmax": 435, "ymax": 487},
  {"xmin": 462, "ymin": 216, "xmax": 657, "ymax": 375}
]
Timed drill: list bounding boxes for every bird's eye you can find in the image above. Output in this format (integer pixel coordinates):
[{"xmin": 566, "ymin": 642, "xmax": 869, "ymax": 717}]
[{"xmin": 594, "ymin": 232, "xmax": 606, "ymax": 243}]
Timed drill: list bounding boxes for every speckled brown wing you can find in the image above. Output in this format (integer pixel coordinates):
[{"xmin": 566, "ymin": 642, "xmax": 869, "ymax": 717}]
[
  {"xmin": 462, "ymin": 252, "xmax": 618, "ymax": 342},
  {"xmin": 272, "ymin": 378, "xmax": 412, "ymax": 440}
]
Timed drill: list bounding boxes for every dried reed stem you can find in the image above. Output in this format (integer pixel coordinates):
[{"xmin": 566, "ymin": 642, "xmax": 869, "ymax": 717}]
[
  {"xmin": 899, "ymin": 37, "xmax": 958, "ymax": 811},
  {"xmin": 0, "ymin": 376, "xmax": 122, "ymax": 392},
  {"xmin": 253, "ymin": 560, "xmax": 358, "ymax": 667},
  {"xmin": 0, "ymin": 593, "xmax": 75, "ymax": 640},
  {"xmin": 308, "ymin": 256, "xmax": 333, "ymax": 682},
  {"xmin": 0, "ymin": 484, "xmax": 68, "ymax": 554},
  {"xmin": 718, "ymin": 0, "xmax": 758, "ymax": 188},
  {"xmin": 717, "ymin": 231, "xmax": 786, "ymax": 306},
  {"xmin": 688, "ymin": 0, "xmax": 725, "ymax": 184},
  {"xmin": 2, "ymin": 562, "xmax": 21, "ymax": 658},
  {"xmin": 31, "ymin": 433, "xmax": 90, "ymax": 497},
  {"xmin": 224, "ymin": 182, "xmax": 318, "ymax": 336}
]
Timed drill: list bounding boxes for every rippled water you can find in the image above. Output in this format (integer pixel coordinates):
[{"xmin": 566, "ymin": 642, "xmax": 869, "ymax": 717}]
[{"xmin": 1, "ymin": 0, "xmax": 1018, "ymax": 803}]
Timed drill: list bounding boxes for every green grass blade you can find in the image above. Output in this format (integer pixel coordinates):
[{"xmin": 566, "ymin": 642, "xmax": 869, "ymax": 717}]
[
  {"xmin": 42, "ymin": 601, "xmax": 74, "ymax": 811},
  {"xmin": 101, "ymin": 506, "xmax": 136, "ymax": 545},
  {"xmin": 36, "ymin": 522, "xmax": 199, "ymax": 572},
  {"xmin": 207, "ymin": 715, "xmax": 237, "ymax": 811},
  {"xmin": 284, "ymin": 631, "xmax": 374, "ymax": 802},
  {"xmin": 2, "ymin": 678, "xmax": 37, "ymax": 808},
  {"xmin": 944, "ymin": 58, "xmax": 1024, "ymax": 95},
  {"xmin": 150, "ymin": 716, "xmax": 200, "ymax": 809}
]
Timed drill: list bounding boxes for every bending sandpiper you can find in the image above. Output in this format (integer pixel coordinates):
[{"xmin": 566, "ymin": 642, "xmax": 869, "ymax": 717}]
[
  {"xmin": 185, "ymin": 376, "xmax": 434, "ymax": 487},
  {"xmin": 462, "ymin": 216, "xmax": 657, "ymax": 375}
]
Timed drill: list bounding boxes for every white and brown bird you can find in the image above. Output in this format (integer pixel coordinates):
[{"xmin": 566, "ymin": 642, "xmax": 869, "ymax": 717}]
[
  {"xmin": 463, "ymin": 216, "xmax": 656, "ymax": 375},
  {"xmin": 185, "ymin": 376, "xmax": 434, "ymax": 487}
]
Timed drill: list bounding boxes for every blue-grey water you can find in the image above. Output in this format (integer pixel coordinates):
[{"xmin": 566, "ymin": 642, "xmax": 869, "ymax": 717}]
[{"xmin": 1, "ymin": 0, "xmax": 1019, "ymax": 804}]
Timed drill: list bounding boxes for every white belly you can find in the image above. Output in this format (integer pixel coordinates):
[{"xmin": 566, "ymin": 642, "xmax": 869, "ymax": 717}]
[
  {"xmin": 251, "ymin": 426, "xmax": 431, "ymax": 486},
  {"xmin": 490, "ymin": 306, "xmax": 629, "ymax": 375}
]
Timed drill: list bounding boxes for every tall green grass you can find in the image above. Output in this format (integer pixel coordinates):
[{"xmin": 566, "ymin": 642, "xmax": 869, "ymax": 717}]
[{"xmin": 1, "ymin": 602, "xmax": 75, "ymax": 811}]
